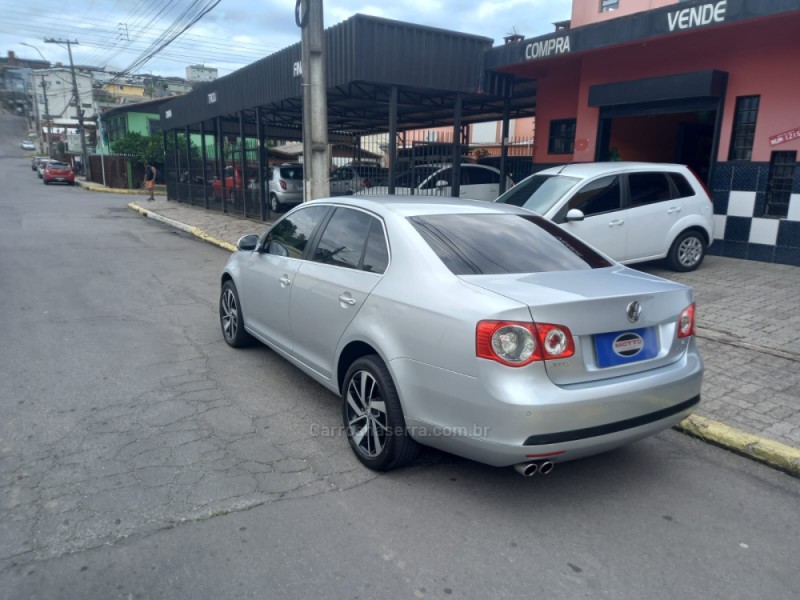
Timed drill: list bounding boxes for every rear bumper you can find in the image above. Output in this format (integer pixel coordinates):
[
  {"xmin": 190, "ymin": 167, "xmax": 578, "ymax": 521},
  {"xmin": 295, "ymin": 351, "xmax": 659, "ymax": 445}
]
[{"xmin": 393, "ymin": 343, "xmax": 703, "ymax": 467}]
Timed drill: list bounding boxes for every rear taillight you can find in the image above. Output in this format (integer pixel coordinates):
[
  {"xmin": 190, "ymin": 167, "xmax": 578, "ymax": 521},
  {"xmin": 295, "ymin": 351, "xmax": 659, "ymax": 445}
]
[
  {"xmin": 476, "ymin": 320, "xmax": 575, "ymax": 367},
  {"xmin": 279, "ymin": 180, "xmax": 287, "ymax": 190},
  {"xmin": 362, "ymin": 179, "xmax": 372, "ymax": 188},
  {"xmin": 688, "ymin": 168, "xmax": 712, "ymax": 203},
  {"xmin": 677, "ymin": 303, "xmax": 696, "ymax": 338}
]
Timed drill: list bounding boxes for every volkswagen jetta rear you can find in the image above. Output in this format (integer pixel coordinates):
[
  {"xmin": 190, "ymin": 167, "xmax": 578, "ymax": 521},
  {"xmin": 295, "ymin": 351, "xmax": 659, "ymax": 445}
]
[{"xmin": 393, "ymin": 208, "xmax": 702, "ymax": 467}]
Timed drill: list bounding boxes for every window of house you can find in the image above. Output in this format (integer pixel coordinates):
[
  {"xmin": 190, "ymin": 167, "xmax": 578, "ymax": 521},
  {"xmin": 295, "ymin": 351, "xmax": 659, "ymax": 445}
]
[
  {"xmin": 600, "ymin": 0, "xmax": 619, "ymax": 12},
  {"xmin": 548, "ymin": 119, "xmax": 576, "ymax": 154},
  {"xmin": 764, "ymin": 151, "xmax": 796, "ymax": 218},
  {"xmin": 148, "ymin": 119, "xmax": 161, "ymax": 135},
  {"xmin": 728, "ymin": 95, "xmax": 760, "ymax": 161}
]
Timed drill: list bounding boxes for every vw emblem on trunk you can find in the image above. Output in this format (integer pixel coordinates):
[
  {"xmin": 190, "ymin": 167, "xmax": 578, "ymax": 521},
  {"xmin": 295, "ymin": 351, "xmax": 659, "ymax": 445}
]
[{"xmin": 626, "ymin": 301, "xmax": 642, "ymax": 323}]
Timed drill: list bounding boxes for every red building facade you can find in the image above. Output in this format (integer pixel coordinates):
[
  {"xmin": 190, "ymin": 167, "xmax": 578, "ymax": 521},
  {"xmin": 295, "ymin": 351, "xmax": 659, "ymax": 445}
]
[{"xmin": 486, "ymin": 0, "xmax": 800, "ymax": 265}]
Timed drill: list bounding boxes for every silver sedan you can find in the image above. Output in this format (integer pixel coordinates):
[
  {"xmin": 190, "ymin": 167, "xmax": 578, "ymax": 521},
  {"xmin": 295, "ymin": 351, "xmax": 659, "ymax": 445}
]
[{"xmin": 219, "ymin": 197, "xmax": 702, "ymax": 475}]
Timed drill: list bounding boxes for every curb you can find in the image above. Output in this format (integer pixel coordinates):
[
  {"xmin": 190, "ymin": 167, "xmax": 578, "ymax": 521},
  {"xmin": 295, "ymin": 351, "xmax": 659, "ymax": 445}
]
[
  {"xmin": 126, "ymin": 202, "xmax": 800, "ymax": 478},
  {"xmin": 676, "ymin": 414, "xmax": 800, "ymax": 477},
  {"xmin": 77, "ymin": 180, "xmax": 166, "ymax": 196},
  {"xmin": 128, "ymin": 202, "xmax": 237, "ymax": 252}
]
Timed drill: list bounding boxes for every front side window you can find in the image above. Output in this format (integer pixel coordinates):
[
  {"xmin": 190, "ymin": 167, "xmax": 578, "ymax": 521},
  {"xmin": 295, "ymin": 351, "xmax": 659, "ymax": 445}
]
[
  {"xmin": 265, "ymin": 205, "xmax": 328, "ymax": 259},
  {"xmin": 728, "ymin": 95, "xmax": 760, "ymax": 161},
  {"xmin": 548, "ymin": 119, "xmax": 576, "ymax": 154},
  {"xmin": 561, "ymin": 175, "xmax": 622, "ymax": 218},
  {"xmin": 422, "ymin": 168, "xmax": 452, "ymax": 189},
  {"xmin": 313, "ymin": 207, "xmax": 373, "ymax": 269},
  {"xmin": 409, "ymin": 213, "xmax": 612, "ymax": 275},
  {"xmin": 628, "ymin": 172, "xmax": 672, "ymax": 207}
]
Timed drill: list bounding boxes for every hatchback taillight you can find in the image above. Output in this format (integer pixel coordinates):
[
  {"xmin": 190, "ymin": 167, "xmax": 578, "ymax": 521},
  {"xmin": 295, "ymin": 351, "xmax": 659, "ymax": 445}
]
[
  {"xmin": 677, "ymin": 303, "xmax": 696, "ymax": 338},
  {"xmin": 476, "ymin": 320, "xmax": 575, "ymax": 367},
  {"xmin": 279, "ymin": 180, "xmax": 287, "ymax": 190},
  {"xmin": 361, "ymin": 179, "xmax": 372, "ymax": 188}
]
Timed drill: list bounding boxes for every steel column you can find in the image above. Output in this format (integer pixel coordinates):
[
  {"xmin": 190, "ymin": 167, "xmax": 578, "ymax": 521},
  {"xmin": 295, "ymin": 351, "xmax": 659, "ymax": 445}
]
[
  {"xmin": 239, "ymin": 112, "xmax": 247, "ymax": 218},
  {"xmin": 451, "ymin": 93, "xmax": 463, "ymax": 197},
  {"xmin": 200, "ymin": 120, "xmax": 209, "ymax": 209},
  {"xmin": 499, "ymin": 93, "xmax": 511, "ymax": 195},
  {"xmin": 185, "ymin": 125, "xmax": 194, "ymax": 204},
  {"xmin": 256, "ymin": 106, "xmax": 267, "ymax": 221},
  {"xmin": 388, "ymin": 86, "xmax": 398, "ymax": 195}
]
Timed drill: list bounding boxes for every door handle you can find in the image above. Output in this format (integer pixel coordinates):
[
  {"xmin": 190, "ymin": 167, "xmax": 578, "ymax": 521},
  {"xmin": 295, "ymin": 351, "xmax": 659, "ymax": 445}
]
[
  {"xmin": 279, "ymin": 276, "xmax": 292, "ymax": 287},
  {"xmin": 667, "ymin": 206, "xmax": 682, "ymax": 214},
  {"xmin": 608, "ymin": 219, "xmax": 625, "ymax": 227},
  {"xmin": 338, "ymin": 294, "xmax": 356, "ymax": 306}
]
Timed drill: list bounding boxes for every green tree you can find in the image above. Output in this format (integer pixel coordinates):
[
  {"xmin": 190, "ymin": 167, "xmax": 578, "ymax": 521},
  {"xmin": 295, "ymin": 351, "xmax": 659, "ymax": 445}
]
[{"xmin": 111, "ymin": 132, "xmax": 149, "ymax": 164}]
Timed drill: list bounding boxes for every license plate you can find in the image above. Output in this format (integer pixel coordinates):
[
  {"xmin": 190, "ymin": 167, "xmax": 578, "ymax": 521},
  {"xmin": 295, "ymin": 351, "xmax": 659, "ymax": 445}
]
[{"xmin": 594, "ymin": 327, "xmax": 658, "ymax": 368}]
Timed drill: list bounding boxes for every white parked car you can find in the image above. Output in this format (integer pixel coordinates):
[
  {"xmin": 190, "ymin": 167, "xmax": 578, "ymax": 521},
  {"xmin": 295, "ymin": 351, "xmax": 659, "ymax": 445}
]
[
  {"xmin": 495, "ymin": 162, "xmax": 714, "ymax": 271},
  {"xmin": 361, "ymin": 163, "xmax": 514, "ymax": 202}
]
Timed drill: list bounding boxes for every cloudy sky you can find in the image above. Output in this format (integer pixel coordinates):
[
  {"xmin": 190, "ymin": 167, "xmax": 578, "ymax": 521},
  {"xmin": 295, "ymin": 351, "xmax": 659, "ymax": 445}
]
[{"xmin": 1, "ymin": 0, "xmax": 572, "ymax": 79}]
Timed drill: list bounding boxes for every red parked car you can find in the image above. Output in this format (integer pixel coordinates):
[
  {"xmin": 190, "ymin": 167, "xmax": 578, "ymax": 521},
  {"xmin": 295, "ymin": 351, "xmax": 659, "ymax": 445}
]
[
  {"xmin": 43, "ymin": 161, "xmax": 75, "ymax": 185},
  {"xmin": 212, "ymin": 165, "xmax": 245, "ymax": 201}
]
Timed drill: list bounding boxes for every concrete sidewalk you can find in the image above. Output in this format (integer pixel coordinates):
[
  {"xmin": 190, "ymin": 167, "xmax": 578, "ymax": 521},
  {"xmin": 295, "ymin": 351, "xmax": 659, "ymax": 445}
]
[{"xmin": 125, "ymin": 196, "xmax": 800, "ymax": 476}]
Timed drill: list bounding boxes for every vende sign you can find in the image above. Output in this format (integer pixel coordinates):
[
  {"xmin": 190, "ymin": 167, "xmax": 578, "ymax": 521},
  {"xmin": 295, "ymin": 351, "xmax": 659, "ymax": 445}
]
[
  {"xmin": 770, "ymin": 127, "xmax": 800, "ymax": 147},
  {"xmin": 668, "ymin": 0, "xmax": 727, "ymax": 32}
]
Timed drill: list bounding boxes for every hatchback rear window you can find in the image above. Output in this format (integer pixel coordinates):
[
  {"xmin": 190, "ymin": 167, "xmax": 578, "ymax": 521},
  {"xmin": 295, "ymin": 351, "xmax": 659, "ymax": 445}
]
[
  {"xmin": 279, "ymin": 166, "xmax": 303, "ymax": 179},
  {"xmin": 409, "ymin": 213, "xmax": 612, "ymax": 275},
  {"xmin": 48, "ymin": 162, "xmax": 69, "ymax": 168}
]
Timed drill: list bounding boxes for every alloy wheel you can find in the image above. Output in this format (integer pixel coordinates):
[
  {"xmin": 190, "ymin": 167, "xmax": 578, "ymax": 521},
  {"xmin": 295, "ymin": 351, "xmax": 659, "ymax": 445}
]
[
  {"xmin": 345, "ymin": 370, "xmax": 388, "ymax": 458},
  {"xmin": 678, "ymin": 236, "xmax": 703, "ymax": 268},
  {"xmin": 220, "ymin": 288, "xmax": 239, "ymax": 341}
]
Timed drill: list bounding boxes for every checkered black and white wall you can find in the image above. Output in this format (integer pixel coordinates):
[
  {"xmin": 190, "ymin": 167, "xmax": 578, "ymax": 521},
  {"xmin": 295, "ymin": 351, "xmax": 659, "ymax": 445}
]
[{"xmin": 709, "ymin": 161, "xmax": 800, "ymax": 266}]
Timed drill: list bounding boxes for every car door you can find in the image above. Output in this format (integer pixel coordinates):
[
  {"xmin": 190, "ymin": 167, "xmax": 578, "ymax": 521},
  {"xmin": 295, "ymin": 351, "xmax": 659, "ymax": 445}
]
[
  {"xmin": 553, "ymin": 175, "xmax": 627, "ymax": 261},
  {"xmin": 624, "ymin": 171, "xmax": 685, "ymax": 261},
  {"xmin": 289, "ymin": 207, "xmax": 388, "ymax": 380},
  {"xmin": 238, "ymin": 205, "xmax": 330, "ymax": 352}
]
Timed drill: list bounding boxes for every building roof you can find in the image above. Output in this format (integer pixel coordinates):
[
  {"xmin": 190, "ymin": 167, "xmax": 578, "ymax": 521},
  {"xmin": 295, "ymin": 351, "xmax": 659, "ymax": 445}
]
[
  {"xmin": 102, "ymin": 96, "xmax": 177, "ymax": 118},
  {"xmin": 160, "ymin": 13, "xmax": 536, "ymax": 135}
]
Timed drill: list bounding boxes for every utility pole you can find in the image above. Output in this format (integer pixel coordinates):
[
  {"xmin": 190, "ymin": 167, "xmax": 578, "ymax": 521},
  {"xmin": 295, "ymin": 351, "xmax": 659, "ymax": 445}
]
[
  {"xmin": 297, "ymin": 0, "xmax": 329, "ymax": 200},
  {"xmin": 45, "ymin": 38, "xmax": 89, "ymax": 180},
  {"xmin": 40, "ymin": 78, "xmax": 55, "ymax": 157}
]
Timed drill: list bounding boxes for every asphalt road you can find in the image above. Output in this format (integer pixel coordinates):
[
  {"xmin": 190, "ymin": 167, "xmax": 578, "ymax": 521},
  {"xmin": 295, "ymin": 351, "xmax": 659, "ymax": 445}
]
[{"xmin": 1, "ymin": 113, "xmax": 799, "ymax": 600}]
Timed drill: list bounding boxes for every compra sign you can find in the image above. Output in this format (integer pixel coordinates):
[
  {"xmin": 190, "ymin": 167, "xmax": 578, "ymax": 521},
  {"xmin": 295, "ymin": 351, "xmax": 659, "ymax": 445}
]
[{"xmin": 525, "ymin": 36, "xmax": 571, "ymax": 61}]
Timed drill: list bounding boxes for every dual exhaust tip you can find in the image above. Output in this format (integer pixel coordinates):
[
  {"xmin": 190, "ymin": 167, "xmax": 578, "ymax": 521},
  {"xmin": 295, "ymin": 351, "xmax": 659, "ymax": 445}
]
[{"xmin": 513, "ymin": 460, "xmax": 554, "ymax": 477}]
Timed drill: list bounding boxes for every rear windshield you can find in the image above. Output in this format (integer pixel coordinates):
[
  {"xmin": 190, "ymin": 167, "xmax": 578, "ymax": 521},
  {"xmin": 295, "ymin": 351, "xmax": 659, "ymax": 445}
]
[
  {"xmin": 409, "ymin": 213, "xmax": 612, "ymax": 275},
  {"xmin": 279, "ymin": 166, "xmax": 303, "ymax": 179},
  {"xmin": 48, "ymin": 161, "xmax": 69, "ymax": 168},
  {"xmin": 495, "ymin": 174, "xmax": 580, "ymax": 214}
]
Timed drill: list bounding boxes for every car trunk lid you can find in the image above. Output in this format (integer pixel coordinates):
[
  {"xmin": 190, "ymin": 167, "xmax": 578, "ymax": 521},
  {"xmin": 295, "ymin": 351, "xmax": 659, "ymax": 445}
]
[{"xmin": 461, "ymin": 266, "xmax": 694, "ymax": 384}]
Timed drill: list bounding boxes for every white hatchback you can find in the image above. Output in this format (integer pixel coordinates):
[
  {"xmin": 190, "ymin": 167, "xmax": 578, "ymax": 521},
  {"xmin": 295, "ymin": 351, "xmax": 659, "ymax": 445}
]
[{"xmin": 495, "ymin": 162, "xmax": 714, "ymax": 271}]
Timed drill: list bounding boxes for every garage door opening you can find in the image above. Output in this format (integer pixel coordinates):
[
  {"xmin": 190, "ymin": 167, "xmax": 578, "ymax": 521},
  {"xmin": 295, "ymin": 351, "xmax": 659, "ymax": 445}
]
[{"xmin": 596, "ymin": 110, "xmax": 716, "ymax": 184}]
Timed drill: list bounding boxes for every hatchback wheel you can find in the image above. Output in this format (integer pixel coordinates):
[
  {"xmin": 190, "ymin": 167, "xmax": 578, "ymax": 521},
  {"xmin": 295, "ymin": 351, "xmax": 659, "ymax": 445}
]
[
  {"xmin": 668, "ymin": 230, "xmax": 706, "ymax": 272},
  {"xmin": 219, "ymin": 281, "xmax": 253, "ymax": 347},
  {"xmin": 342, "ymin": 355, "xmax": 419, "ymax": 471},
  {"xmin": 270, "ymin": 193, "xmax": 282, "ymax": 213}
]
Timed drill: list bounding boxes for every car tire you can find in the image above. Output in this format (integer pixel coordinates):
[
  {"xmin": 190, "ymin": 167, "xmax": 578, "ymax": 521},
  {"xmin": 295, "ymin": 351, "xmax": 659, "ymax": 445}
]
[
  {"xmin": 342, "ymin": 355, "xmax": 419, "ymax": 471},
  {"xmin": 219, "ymin": 280, "xmax": 253, "ymax": 348},
  {"xmin": 667, "ymin": 229, "xmax": 706, "ymax": 272},
  {"xmin": 270, "ymin": 193, "xmax": 282, "ymax": 213},
  {"xmin": 43, "ymin": 179, "xmax": 49, "ymax": 185}
]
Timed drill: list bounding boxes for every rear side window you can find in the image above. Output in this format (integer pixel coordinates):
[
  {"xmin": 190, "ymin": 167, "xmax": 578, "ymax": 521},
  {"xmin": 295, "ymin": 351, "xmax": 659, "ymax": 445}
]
[
  {"xmin": 466, "ymin": 167, "xmax": 500, "ymax": 185},
  {"xmin": 313, "ymin": 207, "xmax": 373, "ymax": 269},
  {"xmin": 628, "ymin": 172, "xmax": 672, "ymax": 207},
  {"xmin": 669, "ymin": 173, "xmax": 696, "ymax": 198},
  {"xmin": 362, "ymin": 221, "xmax": 389, "ymax": 274},
  {"xmin": 266, "ymin": 205, "xmax": 328, "ymax": 259},
  {"xmin": 409, "ymin": 213, "xmax": 612, "ymax": 275}
]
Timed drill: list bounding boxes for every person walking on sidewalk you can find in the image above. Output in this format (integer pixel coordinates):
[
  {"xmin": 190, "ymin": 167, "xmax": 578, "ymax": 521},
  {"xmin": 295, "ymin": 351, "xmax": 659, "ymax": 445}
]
[{"xmin": 143, "ymin": 162, "xmax": 156, "ymax": 201}]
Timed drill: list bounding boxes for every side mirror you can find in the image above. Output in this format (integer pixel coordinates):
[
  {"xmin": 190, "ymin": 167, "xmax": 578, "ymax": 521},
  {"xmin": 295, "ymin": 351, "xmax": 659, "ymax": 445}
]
[
  {"xmin": 565, "ymin": 208, "xmax": 585, "ymax": 222},
  {"xmin": 435, "ymin": 180, "xmax": 449, "ymax": 188},
  {"xmin": 236, "ymin": 234, "xmax": 260, "ymax": 252}
]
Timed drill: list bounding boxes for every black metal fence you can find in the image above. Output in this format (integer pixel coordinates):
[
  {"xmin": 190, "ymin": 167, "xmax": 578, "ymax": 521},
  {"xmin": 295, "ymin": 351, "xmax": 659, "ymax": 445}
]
[{"xmin": 165, "ymin": 127, "xmax": 536, "ymax": 221}]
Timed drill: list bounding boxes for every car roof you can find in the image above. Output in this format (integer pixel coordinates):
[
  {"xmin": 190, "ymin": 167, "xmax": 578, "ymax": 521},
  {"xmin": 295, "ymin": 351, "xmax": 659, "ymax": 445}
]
[
  {"xmin": 307, "ymin": 195, "xmax": 531, "ymax": 218},
  {"xmin": 535, "ymin": 162, "xmax": 689, "ymax": 179}
]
